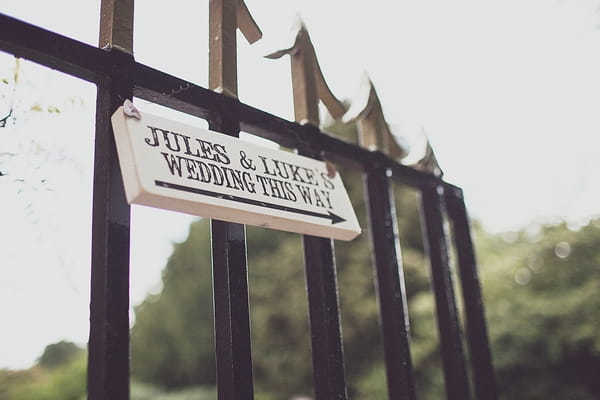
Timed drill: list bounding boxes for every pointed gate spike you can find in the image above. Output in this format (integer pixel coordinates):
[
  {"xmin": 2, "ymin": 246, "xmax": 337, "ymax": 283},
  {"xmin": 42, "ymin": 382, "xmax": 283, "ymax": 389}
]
[
  {"xmin": 266, "ymin": 17, "xmax": 346, "ymax": 126},
  {"xmin": 237, "ymin": 0, "xmax": 262, "ymax": 44},
  {"xmin": 210, "ymin": 0, "xmax": 263, "ymax": 97},
  {"xmin": 413, "ymin": 138, "xmax": 443, "ymax": 177},
  {"xmin": 343, "ymin": 73, "xmax": 409, "ymax": 160}
]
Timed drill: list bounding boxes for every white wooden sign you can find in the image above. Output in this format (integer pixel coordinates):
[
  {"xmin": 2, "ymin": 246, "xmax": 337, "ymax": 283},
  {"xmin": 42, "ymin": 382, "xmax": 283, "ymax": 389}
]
[{"xmin": 111, "ymin": 105, "xmax": 361, "ymax": 241}]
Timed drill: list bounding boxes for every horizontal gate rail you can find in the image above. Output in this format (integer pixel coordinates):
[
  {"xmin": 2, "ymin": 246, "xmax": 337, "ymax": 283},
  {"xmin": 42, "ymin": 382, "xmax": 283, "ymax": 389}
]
[
  {"xmin": 0, "ymin": 14, "xmax": 112, "ymax": 82},
  {"xmin": 0, "ymin": 13, "xmax": 440, "ymax": 190}
]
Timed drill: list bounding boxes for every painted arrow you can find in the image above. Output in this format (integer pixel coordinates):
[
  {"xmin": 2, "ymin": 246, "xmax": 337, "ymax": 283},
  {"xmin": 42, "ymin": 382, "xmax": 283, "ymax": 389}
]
[{"xmin": 155, "ymin": 180, "xmax": 347, "ymax": 225}]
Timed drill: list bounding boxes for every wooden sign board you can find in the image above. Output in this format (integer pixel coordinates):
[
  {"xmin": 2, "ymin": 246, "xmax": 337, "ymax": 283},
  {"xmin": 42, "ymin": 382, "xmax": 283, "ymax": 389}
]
[{"xmin": 111, "ymin": 106, "xmax": 361, "ymax": 241}]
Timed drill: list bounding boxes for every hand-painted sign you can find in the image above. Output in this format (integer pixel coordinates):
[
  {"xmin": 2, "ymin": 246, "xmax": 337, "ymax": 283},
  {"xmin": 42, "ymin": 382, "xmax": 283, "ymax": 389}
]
[{"xmin": 111, "ymin": 106, "xmax": 361, "ymax": 241}]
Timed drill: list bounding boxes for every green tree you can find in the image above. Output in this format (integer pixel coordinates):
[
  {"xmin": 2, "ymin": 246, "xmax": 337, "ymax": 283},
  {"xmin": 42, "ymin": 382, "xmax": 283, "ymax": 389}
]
[
  {"xmin": 3, "ymin": 352, "xmax": 86, "ymax": 400},
  {"xmin": 131, "ymin": 222, "xmax": 216, "ymax": 388},
  {"xmin": 37, "ymin": 341, "xmax": 80, "ymax": 369},
  {"xmin": 479, "ymin": 220, "xmax": 600, "ymax": 399}
]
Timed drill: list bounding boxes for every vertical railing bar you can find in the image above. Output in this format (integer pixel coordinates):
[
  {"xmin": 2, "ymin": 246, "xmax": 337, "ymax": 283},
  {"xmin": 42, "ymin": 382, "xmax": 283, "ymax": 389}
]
[
  {"xmin": 364, "ymin": 165, "xmax": 416, "ymax": 399},
  {"xmin": 268, "ymin": 20, "xmax": 350, "ymax": 398},
  {"xmin": 208, "ymin": 0, "xmax": 260, "ymax": 397},
  {"xmin": 88, "ymin": 70, "xmax": 133, "ymax": 400},
  {"xmin": 420, "ymin": 184, "xmax": 472, "ymax": 400},
  {"xmin": 365, "ymin": 167, "xmax": 416, "ymax": 399},
  {"xmin": 88, "ymin": 1, "xmax": 134, "ymax": 399},
  {"xmin": 302, "ymin": 236, "xmax": 348, "ymax": 400},
  {"xmin": 445, "ymin": 188, "xmax": 498, "ymax": 400},
  {"xmin": 300, "ymin": 137, "xmax": 348, "ymax": 400},
  {"xmin": 210, "ymin": 99, "xmax": 255, "ymax": 400}
]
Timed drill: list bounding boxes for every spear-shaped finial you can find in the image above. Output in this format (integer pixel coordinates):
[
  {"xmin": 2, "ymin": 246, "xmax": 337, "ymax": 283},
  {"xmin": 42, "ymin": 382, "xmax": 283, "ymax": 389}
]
[
  {"xmin": 266, "ymin": 17, "xmax": 346, "ymax": 126},
  {"xmin": 343, "ymin": 73, "xmax": 408, "ymax": 160},
  {"xmin": 412, "ymin": 137, "xmax": 443, "ymax": 177},
  {"xmin": 209, "ymin": 0, "xmax": 262, "ymax": 97}
]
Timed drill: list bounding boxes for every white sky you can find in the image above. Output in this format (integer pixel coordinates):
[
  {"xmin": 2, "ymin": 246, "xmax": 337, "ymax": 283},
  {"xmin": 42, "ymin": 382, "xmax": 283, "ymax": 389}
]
[{"xmin": 1, "ymin": 0, "xmax": 600, "ymax": 368}]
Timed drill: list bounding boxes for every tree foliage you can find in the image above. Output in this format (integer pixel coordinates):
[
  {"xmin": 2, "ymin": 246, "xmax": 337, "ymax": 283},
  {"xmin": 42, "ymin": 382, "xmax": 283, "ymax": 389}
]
[
  {"xmin": 1, "ymin": 350, "xmax": 86, "ymax": 400},
  {"xmin": 130, "ymin": 191, "xmax": 600, "ymax": 399},
  {"xmin": 131, "ymin": 222, "xmax": 216, "ymax": 388},
  {"xmin": 37, "ymin": 341, "xmax": 80, "ymax": 369},
  {"xmin": 478, "ymin": 220, "xmax": 600, "ymax": 399}
]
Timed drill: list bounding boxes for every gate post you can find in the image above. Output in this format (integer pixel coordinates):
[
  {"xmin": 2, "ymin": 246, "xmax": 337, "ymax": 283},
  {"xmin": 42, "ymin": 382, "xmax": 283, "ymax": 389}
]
[
  {"xmin": 88, "ymin": 1, "xmax": 134, "ymax": 399},
  {"xmin": 421, "ymin": 184, "xmax": 471, "ymax": 400}
]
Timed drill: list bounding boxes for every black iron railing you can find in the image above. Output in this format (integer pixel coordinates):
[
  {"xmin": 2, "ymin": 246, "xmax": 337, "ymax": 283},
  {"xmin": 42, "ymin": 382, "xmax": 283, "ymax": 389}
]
[{"xmin": 0, "ymin": 6, "xmax": 496, "ymax": 400}]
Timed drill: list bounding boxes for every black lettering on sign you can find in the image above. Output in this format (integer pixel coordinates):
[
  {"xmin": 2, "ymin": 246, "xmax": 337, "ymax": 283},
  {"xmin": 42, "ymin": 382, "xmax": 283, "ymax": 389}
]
[
  {"xmin": 161, "ymin": 152, "xmax": 183, "ymax": 176},
  {"xmin": 321, "ymin": 172, "xmax": 335, "ymax": 190},
  {"xmin": 258, "ymin": 156, "xmax": 320, "ymax": 186},
  {"xmin": 184, "ymin": 157, "xmax": 199, "ymax": 180},
  {"xmin": 215, "ymin": 144, "xmax": 230, "ymax": 164},
  {"xmin": 313, "ymin": 190, "xmax": 325, "ymax": 208},
  {"xmin": 155, "ymin": 131, "xmax": 338, "ymax": 211},
  {"xmin": 259, "ymin": 155, "xmax": 276, "ymax": 177},
  {"xmin": 161, "ymin": 129, "xmax": 182, "ymax": 152},
  {"xmin": 295, "ymin": 184, "xmax": 334, "ymax": 209},
  {"xmin": 160, "ymin": 152, "xmax": 255, "ymax": 193},
  {"xmin": 296, "ymin": 184, "xmax": 313, "ymax": 205},
  {"xmin": 256, "ymin": 175, "xmax": 297, "ymax": 202},
  {"xmin": 145, "ymin": 125, "xmax": 161, "ymax": 147},
  {"xmin": 146, "ymin": 125, "xmax": 231, "ymax": 165},
  {"xmin": 320, "ymin": 190, "xmax": 333, "ymax": 209},
  {"xmin": 284, "ymin": 181, "xmax": 297, "ymax": 202},
  {"xmin": 288, "ymin": 163, "xmax": 306, "ymax": 184},
  {"xmin": 239, "ymin": 151, "xmax": 256, "ymax": 170}
]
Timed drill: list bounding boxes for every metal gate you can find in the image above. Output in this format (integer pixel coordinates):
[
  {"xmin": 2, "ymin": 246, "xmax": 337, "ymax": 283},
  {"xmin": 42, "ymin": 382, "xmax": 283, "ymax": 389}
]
[{"xmin": 0, "ymin": 1, "xmax": 497, "ymax": 399}]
